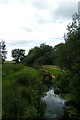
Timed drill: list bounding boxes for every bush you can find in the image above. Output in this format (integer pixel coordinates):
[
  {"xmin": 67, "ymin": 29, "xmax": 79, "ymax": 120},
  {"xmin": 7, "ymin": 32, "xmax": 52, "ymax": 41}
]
[{"xmin": 54, "ymin": 73, "xmax": 71, "ymax": 93}]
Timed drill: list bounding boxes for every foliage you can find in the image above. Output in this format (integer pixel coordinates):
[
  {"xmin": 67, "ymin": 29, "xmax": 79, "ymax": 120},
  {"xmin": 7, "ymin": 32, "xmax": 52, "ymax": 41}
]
[
  {"xmin": 22, "ymin": 43, "xmax": 54, "ymax": 66},
  {"xmin": 53, "ymin": 13, "xmax": 80, "ymax": 104},
  {"xmin": 65, "ymin": 100, "xmax": 80, "ymax": 120},
  {"xmin": 62, "ymin": 14, "xmax": 80, "ymax": 105},
  {"xmin": 2, "ymin": 63, "xmax": 47, "ymax": 119},
  {"xmin": 66, "ymin": 105, "xmax": 80, "ymax": 119},
  {"xmin": 42, "ymin": 65, "xmax": 64, "ymax": 77},
  {"xmin": 69, "ymin": 74, "xmax": 80, "ymax": 104},
  {"xmin": 52, "ymin": 13, "xmax": 80, "ymax": 119},
  {"xmin": 12, "ymin": 49, "xmax": 25, "ymax": 63},
  {"xmin": 0, "ymin": 39, "xmax": 7, "ymax": 63},
  {"xmin": 40, "ymin": 70, "xmax": 53, "ymax": 88},
  {"xmin": 53, "ymin": 43, "xmax": 66, "ymax": 69},
  {"xmin": 54, "ymin": 73, "xmax": 71, "ymax": 94}
]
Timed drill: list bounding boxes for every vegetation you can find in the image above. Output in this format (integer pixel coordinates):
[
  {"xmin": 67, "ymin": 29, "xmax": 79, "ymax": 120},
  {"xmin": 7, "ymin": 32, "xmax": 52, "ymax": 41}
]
[
  {"xmin": 42, "ymin": 65, "xmax": 64, "ymax": 77},
  {"xmin": 2, "ymin": 63, "xmax": 48, "ymax": 119},
  {"xmin": 11, "ymin": 49, "xmax": 25, "ymax": 63},
  {"xmin": 22, "ymin": 43, "xmax": 55, "ymax": 66},
  {"xmin": 2, "ymin": 13, "xmax": 80, "ymax": 119},
  {"xmin": 51, "ymin": 13, "xmax": 80, "ymax": 119}
]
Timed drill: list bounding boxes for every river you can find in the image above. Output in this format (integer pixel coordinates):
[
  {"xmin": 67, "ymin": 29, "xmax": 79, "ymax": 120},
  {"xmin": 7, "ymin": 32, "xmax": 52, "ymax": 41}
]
[{"xmin": 42, "ymin": 88, "xmax": 65, "ymax": 119}]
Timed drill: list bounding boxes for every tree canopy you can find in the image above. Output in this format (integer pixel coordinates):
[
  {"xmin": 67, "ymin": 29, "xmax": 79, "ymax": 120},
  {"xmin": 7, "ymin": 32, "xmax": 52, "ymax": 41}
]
[
  {"xmin": 54, "ymin": 13, "xmax": 80, "ymax": 104},
  {"xmin": 12, "ymin": 49, "xmax": 25, "ymax": 63},
  {"xmin": 22, "ymin": 43, "xmax": 55, "ymax": 66}
]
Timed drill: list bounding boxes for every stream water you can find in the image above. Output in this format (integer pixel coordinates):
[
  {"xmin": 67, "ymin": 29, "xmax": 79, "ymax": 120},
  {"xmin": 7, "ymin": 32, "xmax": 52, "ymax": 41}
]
[{"xmin": 43, "ymin": 88, "xmax": 65, "ymax": 119}]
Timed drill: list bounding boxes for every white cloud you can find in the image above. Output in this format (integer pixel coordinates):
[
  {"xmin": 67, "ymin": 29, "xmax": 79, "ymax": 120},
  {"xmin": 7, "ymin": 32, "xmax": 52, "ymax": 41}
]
[{"xmin": 0, "ymin": 0, "xmax": 79, "ymax": 60}]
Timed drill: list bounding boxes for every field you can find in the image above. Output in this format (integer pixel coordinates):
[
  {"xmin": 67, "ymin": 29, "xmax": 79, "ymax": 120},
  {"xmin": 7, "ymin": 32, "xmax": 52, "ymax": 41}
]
[{"xmin": 42, "ymin": 65, "xmax": 64, "ymax": 77}]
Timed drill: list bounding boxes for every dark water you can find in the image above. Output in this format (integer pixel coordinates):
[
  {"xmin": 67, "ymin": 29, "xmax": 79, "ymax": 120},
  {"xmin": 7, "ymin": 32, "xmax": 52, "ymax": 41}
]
[{"xmin": 42, "ymin": 88, "xmax": 65, "ymax": 119}]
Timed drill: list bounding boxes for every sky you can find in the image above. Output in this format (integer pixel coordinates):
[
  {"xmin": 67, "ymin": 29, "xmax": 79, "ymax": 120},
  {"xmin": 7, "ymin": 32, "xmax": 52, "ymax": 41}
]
[{"xmin": 0, "ymin": 0, "xmax": 79, "ymax": 60}]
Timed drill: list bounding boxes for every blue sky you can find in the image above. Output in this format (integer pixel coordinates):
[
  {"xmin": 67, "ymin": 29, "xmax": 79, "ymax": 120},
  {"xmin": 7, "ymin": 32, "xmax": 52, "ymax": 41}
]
[{"xmin": 0, "ymin": 0, "xmax": 79, "ymax": 60}]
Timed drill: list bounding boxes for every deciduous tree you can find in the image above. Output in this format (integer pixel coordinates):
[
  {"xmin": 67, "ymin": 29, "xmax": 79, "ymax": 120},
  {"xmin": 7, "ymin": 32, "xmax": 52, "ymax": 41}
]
[{"xmin": 12, "ymin": 49, "xmax": 25, "ymax": 63}]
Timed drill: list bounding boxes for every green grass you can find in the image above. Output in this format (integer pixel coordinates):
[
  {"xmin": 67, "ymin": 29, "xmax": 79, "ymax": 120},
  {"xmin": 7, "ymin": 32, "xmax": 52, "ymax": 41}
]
[
  {"xmin": 2, "ymin": 63, "xmax": 48, "ymax": 119},
  {"xmin": 2, "ymin": 63, "xmax": 24, "ymax": 76},
  {"xmin": 3, "ymin": 63, "xmax": 40, "ymax": 77},
  {"xmin": 42, "ymin": 65, "xmax": 64, "ymax": 77},
  {"xmin": 2, "ymin": 63, "xmax": 40, "ymax": 85}
]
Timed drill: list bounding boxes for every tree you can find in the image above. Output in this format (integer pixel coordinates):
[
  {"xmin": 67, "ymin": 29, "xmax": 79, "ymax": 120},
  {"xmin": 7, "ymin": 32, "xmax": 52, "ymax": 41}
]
[
  {"xmin": 0, "ymin": 39, "xmax": 7, "ymax": 63},
  {"xmin": 63, "ymin": 13, "xmax": 80, "ymax": 73},
  {"xmin": 59, "ymin": 13, "xmax": 80, "ymax": 104},
  {"xmin": 54, "ymin": 43, "xmax": 65, "ymax": 69},
  {"xmin": 22, "ymin": 43, "xmax": 54, "ymax": 66},
  {"xmin": 12, "ymin": 49, "xmax": 25, "ymax": 63}
]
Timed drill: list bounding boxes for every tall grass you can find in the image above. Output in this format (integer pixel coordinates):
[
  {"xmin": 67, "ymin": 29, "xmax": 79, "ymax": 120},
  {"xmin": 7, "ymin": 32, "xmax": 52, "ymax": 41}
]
[
  {"xmin": 2, "ymin": 63, "xmax": 47, "ymax": 119},
  {"xmin": 2, "ymin": 63, "xmax": 24, "ymax": 76}
]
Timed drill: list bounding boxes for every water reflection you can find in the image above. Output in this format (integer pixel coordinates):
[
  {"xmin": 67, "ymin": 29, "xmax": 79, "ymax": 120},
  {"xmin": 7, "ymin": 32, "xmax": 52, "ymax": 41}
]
[{"xmin": 43, "ymin": 88, "xmax": 65, "ymax": 119}]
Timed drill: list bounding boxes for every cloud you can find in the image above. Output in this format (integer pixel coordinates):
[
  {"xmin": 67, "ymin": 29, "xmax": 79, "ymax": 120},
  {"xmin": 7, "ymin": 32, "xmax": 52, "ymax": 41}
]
[
  {"xmin": 32, "ymin": 1, "xmax": 78, "ymax": 24},
  {"xmin": 7, "ymin": 40, "xmax": 34, "ymax": 46},
  {"xmin": 52, "ymin": 2, "xmax": 78, "ymax": 21},
  {"xmin": 0, "ymin": 0, "xmax": 31, "ymax": 4},
  {"xmin": 0, "ymin": 0, "xmax": 79, "ymax": 60},
  {"xmin": 32, "ymin": 1, "xmax": 49, "ymax": 10},
  {"xmin": 34, "ymin": 13, "xmax": 50, "ymax": 25},
  {"xmin": 20, "ymin": 27, "xmax": 33, "ymax": 32}
]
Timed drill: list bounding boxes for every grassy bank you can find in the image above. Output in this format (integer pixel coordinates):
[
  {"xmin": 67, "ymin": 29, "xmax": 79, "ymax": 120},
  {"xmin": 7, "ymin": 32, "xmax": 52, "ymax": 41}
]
[
  {"xmin": 42, "ymin": 65, "xmax": 64, "ymax": 77},
  {"xmin": 2, "ymin": 63, "xmax": 47, "ymax": 119}
]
